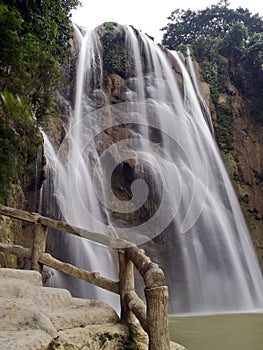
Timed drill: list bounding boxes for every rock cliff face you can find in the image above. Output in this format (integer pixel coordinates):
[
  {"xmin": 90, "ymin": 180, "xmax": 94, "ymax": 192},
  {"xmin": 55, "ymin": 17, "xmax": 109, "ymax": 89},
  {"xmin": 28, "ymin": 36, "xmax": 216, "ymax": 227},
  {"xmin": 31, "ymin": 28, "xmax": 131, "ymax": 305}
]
[
  {"xmin": 195, "ymin": 60, "xmax": 263, "ymax": 268},
  {"xmin": 225, "ymin": 89, "xmax": 263, "ymax": 268}
]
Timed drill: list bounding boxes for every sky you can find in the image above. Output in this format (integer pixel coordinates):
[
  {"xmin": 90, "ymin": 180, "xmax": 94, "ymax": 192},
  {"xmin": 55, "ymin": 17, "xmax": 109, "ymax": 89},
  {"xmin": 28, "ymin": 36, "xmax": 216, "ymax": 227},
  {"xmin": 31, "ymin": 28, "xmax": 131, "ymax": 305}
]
[{"xmin": 71, "ymin": 0, "xmax": 263, "ymax": 44}]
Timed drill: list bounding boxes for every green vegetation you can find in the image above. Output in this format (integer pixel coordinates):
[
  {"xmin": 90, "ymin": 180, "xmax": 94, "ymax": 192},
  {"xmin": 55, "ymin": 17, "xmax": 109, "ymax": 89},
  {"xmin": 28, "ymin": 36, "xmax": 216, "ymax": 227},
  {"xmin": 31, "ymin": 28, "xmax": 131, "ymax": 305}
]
[
  {"xmin": 0, "ymin": 0, "xmax": 80, "ymax": 203},
  {"xmin": 214, "ymin": 100, "xmax": 234, "ymax": 150},
  {"xmin": 162, "ymin": 1, "xmax": 263, "ymax": 51},
  {"xmin": 161, "ymin": 0, "xmax": 263, "ymax": 130},
  {"xmin": 233, "ymin": 166, "xmax": 244, "ymax": 183},
  {"xmin": 240, "ymin": 194, "xmax": 249, "ymax": 204},
  {"xmin": 101, "ymin": 22, "xmax": 126, "ymax": 78}
]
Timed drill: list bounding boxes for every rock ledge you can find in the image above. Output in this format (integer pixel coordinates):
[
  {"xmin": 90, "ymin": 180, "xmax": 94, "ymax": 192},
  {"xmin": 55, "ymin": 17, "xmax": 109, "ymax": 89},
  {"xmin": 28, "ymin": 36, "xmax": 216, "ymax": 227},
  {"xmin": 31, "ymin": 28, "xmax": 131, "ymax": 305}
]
[{"xmin": 0, "ymin": 268, "xmax": 186, "ymax": 350}]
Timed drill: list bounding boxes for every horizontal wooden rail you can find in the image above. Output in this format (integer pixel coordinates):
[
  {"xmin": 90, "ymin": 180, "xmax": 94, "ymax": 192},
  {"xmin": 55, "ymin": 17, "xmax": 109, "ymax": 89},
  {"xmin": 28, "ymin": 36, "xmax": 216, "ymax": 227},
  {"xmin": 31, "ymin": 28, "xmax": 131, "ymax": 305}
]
[
  {"xmin": 0, "ymin": 204, "xmax": 131, "ymax": 248},
  {"xmin": 0, "ymin": 205, "xmax": 40, "ymax": 223},
  {"xmin": 0, "ymin": 243, "xmax": 32, "ymax": 258},
  {"xmin": 39, "ymin": 253, "xmax": 120, "ymax": 294}
]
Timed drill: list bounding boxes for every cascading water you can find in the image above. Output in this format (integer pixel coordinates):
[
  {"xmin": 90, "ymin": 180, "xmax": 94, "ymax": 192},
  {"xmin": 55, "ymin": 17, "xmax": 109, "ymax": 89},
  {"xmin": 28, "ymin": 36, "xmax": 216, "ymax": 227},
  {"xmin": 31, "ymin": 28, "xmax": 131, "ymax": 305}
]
[
  {"xmin": 40, "ymin": 26, "xmax": 120, "ymax": 311},
  {"xmin": 42, "ymin": 22, "xmax": 263, "ymax": 315}
]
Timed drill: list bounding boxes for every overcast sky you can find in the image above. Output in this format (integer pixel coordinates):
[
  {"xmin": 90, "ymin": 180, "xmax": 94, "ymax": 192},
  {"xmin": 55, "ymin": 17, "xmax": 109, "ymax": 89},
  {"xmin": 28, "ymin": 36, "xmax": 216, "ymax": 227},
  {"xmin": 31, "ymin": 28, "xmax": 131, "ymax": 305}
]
[{"xmin": 71, "ymin": 0, "xmax": 263, "ymax": 43}]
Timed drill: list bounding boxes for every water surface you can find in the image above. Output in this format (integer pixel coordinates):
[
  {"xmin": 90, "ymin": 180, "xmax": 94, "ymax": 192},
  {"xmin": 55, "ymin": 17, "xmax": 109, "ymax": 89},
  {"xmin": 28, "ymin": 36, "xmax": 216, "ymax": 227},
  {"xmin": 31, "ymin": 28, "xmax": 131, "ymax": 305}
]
[{"xmin": 169, "ymin": 313, "xmax": 263, "ymax": 350}]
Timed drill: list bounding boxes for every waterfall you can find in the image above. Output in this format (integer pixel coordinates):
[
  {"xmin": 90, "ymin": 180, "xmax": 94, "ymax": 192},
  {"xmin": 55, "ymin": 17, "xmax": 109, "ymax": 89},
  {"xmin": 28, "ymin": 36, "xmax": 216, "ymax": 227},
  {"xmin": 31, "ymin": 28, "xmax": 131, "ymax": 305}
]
[
  {"xmin": 40, "ymin": 28, "xmax": 120, "ymax": 312},
  {"xmin": 42, "ymin": 23, "xmax": 263, "ymax": 315}
]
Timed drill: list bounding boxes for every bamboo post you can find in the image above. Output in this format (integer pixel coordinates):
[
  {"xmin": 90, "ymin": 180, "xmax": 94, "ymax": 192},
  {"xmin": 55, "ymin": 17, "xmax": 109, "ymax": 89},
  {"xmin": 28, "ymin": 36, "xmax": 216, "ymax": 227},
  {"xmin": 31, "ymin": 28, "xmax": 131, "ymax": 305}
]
[
  {"xmin": 31, "ymin": 223, "xmax": 47, "ymax": 272},
  {"xmin": 118, "ymin": 249, "xmax": 135, "ymax": 323},
  {"xmin": 144, "ymin": 286, "xmax": 170, "ymax": 350}
]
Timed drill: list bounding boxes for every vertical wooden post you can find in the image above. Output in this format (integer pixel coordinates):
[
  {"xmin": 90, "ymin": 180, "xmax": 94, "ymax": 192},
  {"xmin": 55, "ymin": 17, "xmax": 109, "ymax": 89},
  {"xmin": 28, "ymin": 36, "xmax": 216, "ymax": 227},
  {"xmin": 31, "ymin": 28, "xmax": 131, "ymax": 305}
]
[
  {"xmin": 31, "ymin": 223, "xmax": 47, "ymax": 272},
  {"xmin": 144, "ymin": 286, "xmax": 170, "ymax": 350},
  {"xmin": 118, "ymin": 249, "xmax": 135, "ymax": 323}
]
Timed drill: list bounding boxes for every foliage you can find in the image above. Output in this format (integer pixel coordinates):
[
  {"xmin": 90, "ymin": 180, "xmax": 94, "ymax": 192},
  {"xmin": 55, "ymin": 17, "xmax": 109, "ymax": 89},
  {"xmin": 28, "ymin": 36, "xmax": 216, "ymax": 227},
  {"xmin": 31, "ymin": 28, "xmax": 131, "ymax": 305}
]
[
  {"xmin": 162, "ymin": 1, "xmax": 263, "ymax": 130},
  {"xmin": 162, "ymin": 1, "xmax": 263, "ymax": 49},
  {"xmin": 101, "ymin": 22, "xmax": 126, "ymax": 78},
  {"xmin": 0, "ymin": 116, "xmax": 17, "ymax": 202},
  {"xmin": 233, "ymin": 165, "xmax": 244, "ymax": 183},
  {"xmin": 239, "ymin": 194, "xmax": 249, "ymax": 204},
  {"xmin": 0, "ymin": 0, "xmax": 80, "ymax": 203},
  {"xmin": 0, "ymin": 0, "xmax": 80, "ymax": 118},
  {"xmin": 219, "ymin": 21, "xmax": 248, "ymax": 59},
  {"xmin": 20, "ymin": 0, "xmax": 79, "ymax": 62},
  {"xmin": 215, "ymin": 101, "xmax": 233, "ymax": 147}
]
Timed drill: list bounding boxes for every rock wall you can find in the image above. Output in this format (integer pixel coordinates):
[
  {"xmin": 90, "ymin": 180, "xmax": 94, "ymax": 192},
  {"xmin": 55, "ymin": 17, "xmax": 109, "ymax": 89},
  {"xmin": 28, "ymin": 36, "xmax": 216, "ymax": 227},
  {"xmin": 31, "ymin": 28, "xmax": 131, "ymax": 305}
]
[{"xmin": 197, "ymin": 61, "xmax": 263, "ymax": 268}]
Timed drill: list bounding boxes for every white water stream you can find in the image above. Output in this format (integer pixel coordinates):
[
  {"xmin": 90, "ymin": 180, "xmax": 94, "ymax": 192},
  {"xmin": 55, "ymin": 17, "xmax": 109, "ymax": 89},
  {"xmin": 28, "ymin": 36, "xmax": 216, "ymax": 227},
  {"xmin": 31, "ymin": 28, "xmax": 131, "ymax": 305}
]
[{"xmin": 41, "ymin": 24, "xmax": 263, "ymax": 315}]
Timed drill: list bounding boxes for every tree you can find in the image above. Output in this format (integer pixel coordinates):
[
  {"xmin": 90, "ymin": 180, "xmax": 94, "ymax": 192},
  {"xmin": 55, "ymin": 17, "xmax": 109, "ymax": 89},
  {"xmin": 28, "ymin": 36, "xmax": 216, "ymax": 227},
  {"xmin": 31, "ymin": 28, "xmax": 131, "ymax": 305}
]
[
  {"xmin": 244, "ymin": 32, "xmax": 263, "ymax": 71},
  {"xmin": 219, "ymin": 22, "xmax": 248, "ymax": 60},
  {"xmin": 0, "ymin": 4, "xmax": 23, "ymax": 68},
  {"xmin": 0, "ymin": 0, "xmax": 81, "ymax": 119},
  {"xmin": 161, "ymin": 2, "xmax": 263, "ymax": 49},
  {"xmin": 162, "ymin": 2, "xmax": 263, "ymax": 123}
]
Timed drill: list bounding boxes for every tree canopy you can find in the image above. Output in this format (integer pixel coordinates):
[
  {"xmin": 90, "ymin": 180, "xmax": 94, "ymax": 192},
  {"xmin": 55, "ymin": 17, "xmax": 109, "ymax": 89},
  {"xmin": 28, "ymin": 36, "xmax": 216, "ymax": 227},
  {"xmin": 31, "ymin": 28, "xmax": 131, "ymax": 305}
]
[
  {"xmin": 161, "ymin": 1, "xmax": 263, "ymax": 126},
  {"xmin": 162, "ymin": 1, "xmax": 263, "ymax": 49},
  {"xmin": 0, "ymin": 0, "xmax": 80, "ymax": 119}
]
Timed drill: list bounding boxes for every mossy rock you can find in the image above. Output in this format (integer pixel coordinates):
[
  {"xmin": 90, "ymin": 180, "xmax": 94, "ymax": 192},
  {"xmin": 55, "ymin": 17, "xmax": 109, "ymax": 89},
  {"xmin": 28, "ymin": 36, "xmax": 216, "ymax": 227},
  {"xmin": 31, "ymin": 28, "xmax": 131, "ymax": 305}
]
[
  {"xmin": 99, "ymin": 22, "xmax": 127, "ymax": 79},
  {"xmin": 48, "ymin": 323, "xmax": 146, "ymax": 350},
  {"xmin": 0, "ymin": 216, "xmax": 17, "ymax": 268}
]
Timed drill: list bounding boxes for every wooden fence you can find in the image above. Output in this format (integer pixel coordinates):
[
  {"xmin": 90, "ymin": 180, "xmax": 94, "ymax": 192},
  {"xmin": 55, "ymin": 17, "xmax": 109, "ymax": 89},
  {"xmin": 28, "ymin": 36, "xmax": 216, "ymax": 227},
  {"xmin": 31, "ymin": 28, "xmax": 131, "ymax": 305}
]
[{"xmin": 0, "ymin": 204, "xmax": 170, "ymax": 350}]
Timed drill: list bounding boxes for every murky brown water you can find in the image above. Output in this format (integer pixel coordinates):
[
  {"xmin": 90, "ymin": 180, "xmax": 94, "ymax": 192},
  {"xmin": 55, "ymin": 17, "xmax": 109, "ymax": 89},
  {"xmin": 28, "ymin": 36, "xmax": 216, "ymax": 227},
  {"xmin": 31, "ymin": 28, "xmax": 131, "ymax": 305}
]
[{"xmin": 169, "ymin": 313, "xmax": 263, "ymax": 350}]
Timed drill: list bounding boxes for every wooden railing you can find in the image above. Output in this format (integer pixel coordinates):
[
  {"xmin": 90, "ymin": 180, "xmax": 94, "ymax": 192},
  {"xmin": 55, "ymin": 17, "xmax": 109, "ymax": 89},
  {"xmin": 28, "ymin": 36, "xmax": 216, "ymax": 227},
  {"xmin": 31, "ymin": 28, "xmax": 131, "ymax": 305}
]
[{"xmin": 0, "ymin": 204, "xmax": 170, "ymax": 350}]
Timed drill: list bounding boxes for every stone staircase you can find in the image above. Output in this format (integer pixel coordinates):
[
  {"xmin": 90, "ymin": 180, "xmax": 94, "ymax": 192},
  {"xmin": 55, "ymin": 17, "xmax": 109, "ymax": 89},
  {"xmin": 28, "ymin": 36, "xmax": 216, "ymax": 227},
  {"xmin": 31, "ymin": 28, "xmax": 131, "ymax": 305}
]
[
  {"xmin": 0, "ymin": 268, "xmax": 186, "ymax": 350},
  {"xmin": 0, "ymin": 268, "xmax": 129, "ymax": 349}
]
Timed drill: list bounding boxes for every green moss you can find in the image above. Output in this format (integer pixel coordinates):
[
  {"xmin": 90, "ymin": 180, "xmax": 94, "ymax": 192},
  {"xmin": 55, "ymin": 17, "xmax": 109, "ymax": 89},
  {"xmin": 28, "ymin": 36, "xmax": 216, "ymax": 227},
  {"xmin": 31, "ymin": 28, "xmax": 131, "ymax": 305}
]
[
  {"xmin": 0, "ymin": 216, "xmax": 17, "ymax": 268},
  {"xmin": 212, "ymin": 95, "xmax": 234, "ymax": 151},
  {"xmin": 201, "ymin": 59, "xmax": 219, "ymax": 93},
  {"xmin": 101, "ymin": 22, "xmax": 126, "ymax": 78},
  {"xmin": 215, "ymin": 128, "xmax": 234, "ymax": 151},
  {"xmin": 216, "ymin": 102, "xmax": 233, "ymax": 128},
  {"xmin": 233, "ymin": 165, "xmax": 244, "ymax": 182},
  {"xmin": 233, "ymin": 155, "xmax": 239, "ymax": 163},
  {"xmin": 240, "ymin": 193, "xmax": 249, "ymax": 204}
]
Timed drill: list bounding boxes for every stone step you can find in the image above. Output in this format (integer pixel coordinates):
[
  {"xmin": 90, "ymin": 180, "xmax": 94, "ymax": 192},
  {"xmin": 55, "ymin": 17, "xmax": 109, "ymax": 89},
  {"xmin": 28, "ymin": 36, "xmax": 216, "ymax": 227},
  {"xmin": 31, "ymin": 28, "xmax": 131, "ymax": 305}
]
[
  {"xmin": 0, "ymin": 268, "xmax": 119, "ymax": 349},
  {"xmin": 0, "ymin": 268, "xmax": 42, "ymax": 286},
  {"xmin": 0, "ymin": 330, "xmax": 52, "ymax": 350},
  {"xmin": 0, "ymin": 268, "xmax": 186, "ymax": 350}
]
